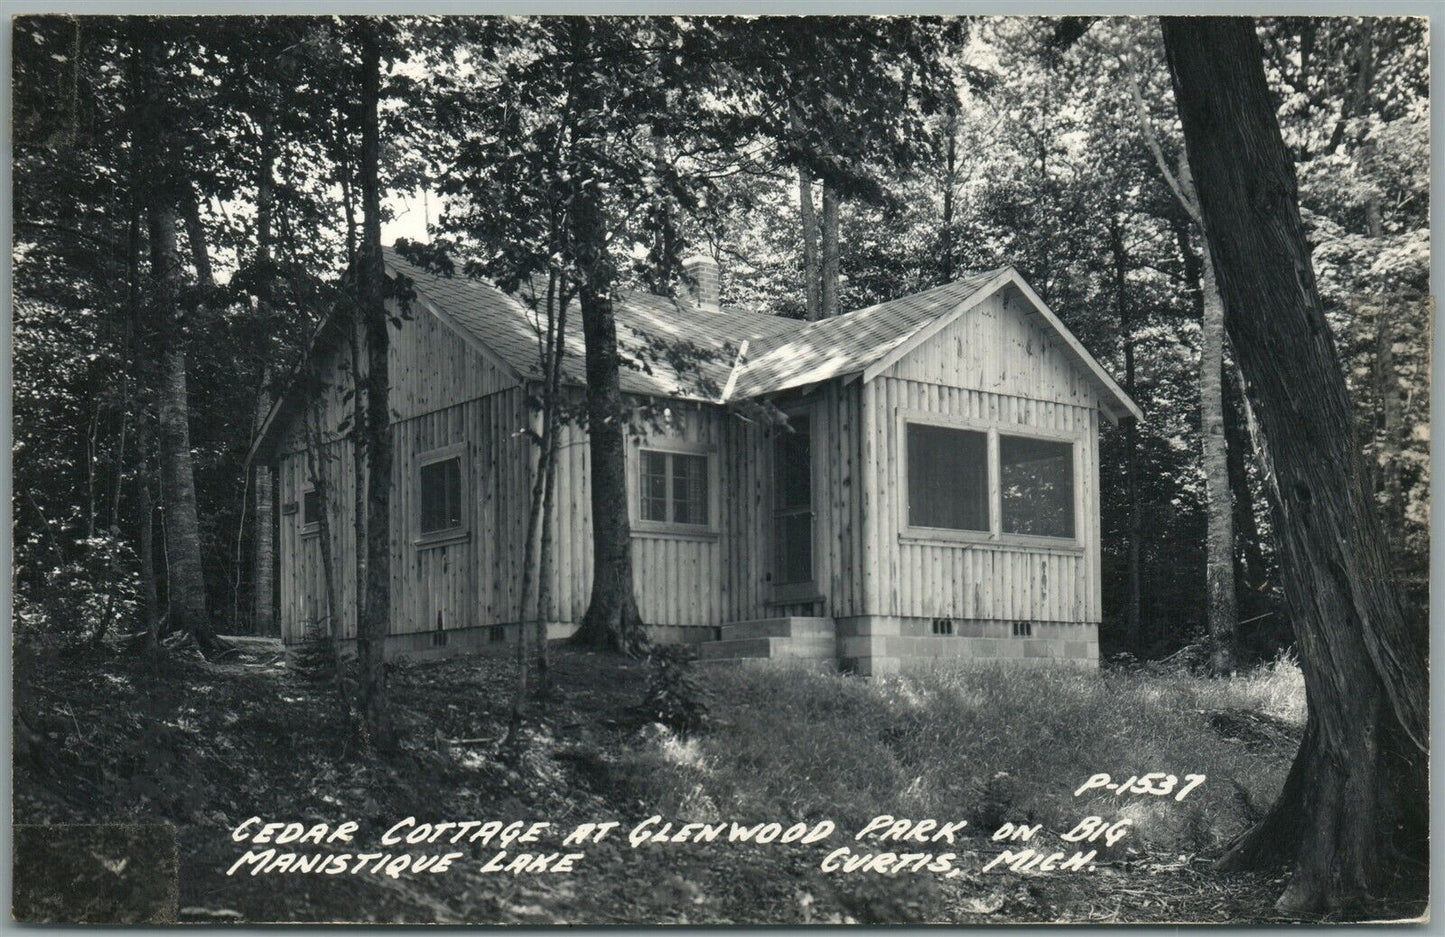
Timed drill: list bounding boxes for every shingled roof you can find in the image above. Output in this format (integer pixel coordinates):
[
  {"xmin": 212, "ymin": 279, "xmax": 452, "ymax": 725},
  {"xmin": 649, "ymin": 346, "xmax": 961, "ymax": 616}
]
[
  {"xmin": 384, "ymin": 248, "xmax": 797, "ymax": 402},
  {"xmin": 381, "ymin": 249, "xmax": 1140, "ymax": 423},
  {"xmin": 383, "ymin": 250, "xmax": 1029, "ymax": 402},
  {"xmin": 726, "ymin": 269, "xmax": 1009, "ymax": 399}
]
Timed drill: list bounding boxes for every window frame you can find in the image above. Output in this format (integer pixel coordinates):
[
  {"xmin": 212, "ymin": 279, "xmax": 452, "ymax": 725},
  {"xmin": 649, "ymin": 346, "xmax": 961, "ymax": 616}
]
[
  {"xmin": 629, "ymin": 439, "xmax": 720, "ymax": 540},
  {"xmin": 299, "ymin": 485, "xmax": 321, "ymax": 538},
  {"xmin": 414, "ymin": 442, "xmax": 469, "ymax": 548},
  {"xmin": 897, "ymin": 410, "xmax": 1083, "ymax": 550},
  {"xmin": 771, "ymin": 408, "xmax": 816, "ymax": 588}
]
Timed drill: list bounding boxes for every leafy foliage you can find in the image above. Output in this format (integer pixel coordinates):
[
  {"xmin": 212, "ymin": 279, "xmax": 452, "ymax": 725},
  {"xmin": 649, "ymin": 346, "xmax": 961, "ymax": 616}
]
[
  {"xmin": 638, "ymin": 644, "xmax": 710, "ymax": 735},
  {"xmin": 10, "ymin": 14, "xmax": 1429, "ymax": 662}
]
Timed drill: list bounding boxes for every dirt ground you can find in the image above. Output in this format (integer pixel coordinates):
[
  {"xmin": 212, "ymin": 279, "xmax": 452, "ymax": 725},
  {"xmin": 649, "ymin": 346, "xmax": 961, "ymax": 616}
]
[{"xmin": 11, "ymin": 638, "xmax": 1377, "ymax": 924}]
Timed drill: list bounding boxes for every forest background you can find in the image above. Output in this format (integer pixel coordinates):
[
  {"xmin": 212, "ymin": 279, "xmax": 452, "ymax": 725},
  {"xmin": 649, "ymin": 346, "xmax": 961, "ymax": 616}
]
[{"xmin": 12, "ymin": 14, "xmax": 1429, "ymax": 663}]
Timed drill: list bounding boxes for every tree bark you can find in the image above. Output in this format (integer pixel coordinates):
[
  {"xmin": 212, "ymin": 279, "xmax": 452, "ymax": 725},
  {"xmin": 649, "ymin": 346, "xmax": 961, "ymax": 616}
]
[
  {"xmin": 940, "ymin": 107, "xmax": 958, "ymax": 284},
  {"xmin": 567, "ymin": 21, "xmax": 647, "ymax": 656},
  {"xmin": 1199, "ymin": 246, "xmax": 1238, "ymax": 672},
  {"xmin": 302, "ymin": 402, "xmax": 346, "ymax": 701},
  {"xmin": 820, "ymin": 178, "xmax": 840, "ymax": 318},
  {"xmin": 1163, "ymin": 16, "xmax": 1427, "ymax": 915},
  {"xmin": 534, "ymin": 274, "xmax": 568, "ymax": 694},
  {"xmin": 1223, "ymin": 358, "xmax": 1269, "ymax": 603},
  {"xmin": 251, "ymin": 120, "xmax": 278, "ymax": 638},
  {"xmin": 137, "ymin": 422, "xmax": 161, "ymax": 660},
  {"xmin": 1374, "ymin": 302, "xmax": 1403, "ymax": 556},
  {"xmin": 356, "ymin": 24, "xmax": 394, "ymax": 749},
  {"xmin": 1108, "ymin": 217, "xmax": 1142, "ymax": 655},
  {"xmin": 798, "ymin": 165, "xmax": 821, "ymax": 320},
  {"xmin": 149, "ymin": 202, "xmax": 223, "ymax": 654}
]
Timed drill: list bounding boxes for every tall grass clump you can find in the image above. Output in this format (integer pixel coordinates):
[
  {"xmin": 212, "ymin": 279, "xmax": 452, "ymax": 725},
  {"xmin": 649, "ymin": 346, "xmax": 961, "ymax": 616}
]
[{"xmin": 613, "ymin": 658, "xmax": 1305, "ymax": 857}]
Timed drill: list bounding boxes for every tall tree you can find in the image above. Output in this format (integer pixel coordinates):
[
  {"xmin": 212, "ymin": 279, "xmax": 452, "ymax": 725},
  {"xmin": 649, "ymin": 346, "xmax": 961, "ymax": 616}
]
[
  {"xmin": 1127, "ymin": 68, "xmax": 1239, "ymax": 671},
  {"xmin": 354, "ymin": 20, "xmax": 394, "ymax": 747},
  {"xmin": 137, "ymin": 29, "xmax": 227, "ymax": 655},
  {"xmin": 565, "ymin": 19, "xmax": 648, "ymax": 653},
  {"xmin": 717, "ymin": 18, "xmax": 966, "ymax": 317},
  {"xmin": 1162, "ymin": 15, "xmax": 1426, "ymax": 914}
]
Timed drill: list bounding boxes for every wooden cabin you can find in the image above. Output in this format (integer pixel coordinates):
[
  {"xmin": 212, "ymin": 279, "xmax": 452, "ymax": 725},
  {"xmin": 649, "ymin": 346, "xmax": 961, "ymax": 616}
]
[{"xmin": 247, "ymin": 247, "xmax": 1140, "ymax": 675}]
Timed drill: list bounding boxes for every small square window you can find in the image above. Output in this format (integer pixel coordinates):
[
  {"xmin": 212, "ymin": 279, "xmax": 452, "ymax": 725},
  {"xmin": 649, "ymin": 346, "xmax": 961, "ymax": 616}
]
[
  {"xmin": 1012, "ymin": 621, "xmax": 1033, "ymax": 638},
  {"xmin": 420, "ymin": 456, "xmax": 463, "ymax": 535},
  {"xmin": 638, "ymin": 449, "xmax": 710, "ymax": 527},
  {"xmin": 932, "ymin": 618, "xmax": 955, "ymax": 636}
]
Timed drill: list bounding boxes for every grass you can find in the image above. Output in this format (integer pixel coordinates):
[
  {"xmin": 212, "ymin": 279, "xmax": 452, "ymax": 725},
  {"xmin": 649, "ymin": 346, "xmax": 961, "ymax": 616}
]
[
  {"xmin": 15, "ymin": 640, "xmax": 1309, "ymax": 924},
  {"xmin": 615, "ymin": 653, "xmax": 1306, "ymax": 857}
]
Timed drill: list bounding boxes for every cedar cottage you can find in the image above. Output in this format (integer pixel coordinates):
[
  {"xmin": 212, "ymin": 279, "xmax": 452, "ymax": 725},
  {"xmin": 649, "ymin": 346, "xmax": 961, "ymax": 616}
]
[{"xmin": 247, "ymin": 248, "xmax": 1140, "ymax": 675}]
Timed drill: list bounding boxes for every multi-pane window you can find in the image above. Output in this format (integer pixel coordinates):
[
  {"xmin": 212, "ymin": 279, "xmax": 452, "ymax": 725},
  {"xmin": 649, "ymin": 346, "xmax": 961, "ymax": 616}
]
[
  {"xmin": 906, "ymin": 423, "xmax": 989, "ymax": 531},
  {"xmin": 905, "ymin": 420, "xmax": 1077, "ymax": 542},
  {"xmin": 639, "ymin": 450, "xmax": 710, "ymax": 527},
  {"xmin": 1000, "ymin": 436, "xmax": 1075, "ymax": 539},
  {"xmin": 420, "ymin": 456, "xmax": 463, "ymax": 535}
]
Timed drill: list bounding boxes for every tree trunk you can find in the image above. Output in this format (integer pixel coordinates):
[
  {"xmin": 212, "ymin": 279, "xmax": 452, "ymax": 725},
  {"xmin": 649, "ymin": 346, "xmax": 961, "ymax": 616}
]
[
  {"xmin": 940, "ymin": 108, "xmax": 958, "ymax": 284},
  {"xmin": 1109, "ymin": 218, "xmax": 1142, "ymax": 655},
  {"xmin": 820, "ymin": 178, "xmax": 840, "ymax": 318},
  {"xmin": 1223, "ymin": 357, "xmax": 1269, "ymax": 604},
  {"xmin": 302, "ymin": 403, "xmax": 346, "ymax": 701},
  {"xmin": 798, "ymin": 165, "xmax": 821, "ymax": 320},
  {"xmin": 1374, "ymin": 303, "xmax": 1404, "ymax": 556},
  {"xmin": 138, "ymin": 423, "xmax": 161, "ymax": 659},
  {"xmin": 570, "ymin": 216, "xmax": 647, "ymax": 653},
  {"xmin": 1163, "ymin": 16, "xmax": 1427, "ymax": 915},
  {"xmin": 535, "ymin": 422, "xmax": 559, "ymax": 691},
  {"xmin": 356, "ymin": 24, "xmax": 393, "ymax": 749},
  {"xmin": 1199, "ymin": 246, "xmax": 1238, "ymax": 672},
  {"xmin": 507, "ymin": 395, "xmax": 548, "ymax": 743},
  {"xmin": 149, "ymin": 202, "xmax": 223, "ymax": 654},
  {"xmin": 565, "ymin": 25, "xmax": 647, "ymax": 657},
  {"xmin": 534, "ymin": 275, "xmax": 568, "ymax": 694}
]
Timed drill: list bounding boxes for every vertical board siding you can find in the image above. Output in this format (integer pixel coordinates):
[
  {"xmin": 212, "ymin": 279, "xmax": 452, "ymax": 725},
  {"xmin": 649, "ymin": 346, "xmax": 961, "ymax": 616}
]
[
  {"xmin": 389, "ymin": 300, "xmax": 516, "ymax": 420},
  {"xmin": 272, "ymin": 294, "xmax": 523, "ymax": 645},
  {"xmin": 546, "ymin": 404, "xmax": 729, "ymax": 628},
  {"xmin": 275, "ymin": 280, "xmax": 1112, "ymax": 643},
  {"xmin": 716, "ymin": 382, "xmax": 865, "ymax": 624},
  {"xmin": 870, "ymin": 289, "xmax": 1105, "ymax": 624},
  {"xmin": 276, "ymin": 388, "xmax": 530, "ymax": 644}
]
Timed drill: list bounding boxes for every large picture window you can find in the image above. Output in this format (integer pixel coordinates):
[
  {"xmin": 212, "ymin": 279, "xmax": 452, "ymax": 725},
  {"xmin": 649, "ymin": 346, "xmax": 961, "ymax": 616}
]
[
  {"xmin": 904, "ymin": 418, "xmax": 1077, "ymax": 542},
  {"xmin": 419, "ymin": 456, "xmax": 463, "ymax": 535},
  {"xmin": 640, "ymin": 450, "xmax": 710, "ymax": 527},
  {"xmin": 1000, "ymin": 435, "xmax": 1075, "ymax": 539},
  {"xmin": 906, "ymin": 423, "xmax": 989, "ymax": 531}
]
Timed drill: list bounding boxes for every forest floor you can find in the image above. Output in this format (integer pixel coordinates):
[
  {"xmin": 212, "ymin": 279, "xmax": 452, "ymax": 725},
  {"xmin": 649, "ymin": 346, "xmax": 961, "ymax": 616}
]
[{"xmin": 12, "ymin": 636, "xmax": 1418, "ymax": 924}]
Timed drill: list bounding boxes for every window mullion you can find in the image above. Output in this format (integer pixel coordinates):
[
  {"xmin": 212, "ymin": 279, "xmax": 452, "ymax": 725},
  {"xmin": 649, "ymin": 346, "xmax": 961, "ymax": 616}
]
[
  {"xmin": 987, "ymin": 428, "xmax": 1001, "ymax": 539},
  {"xmin": 664, "ymin": 453, "xmax": 676, "ymax": 524}
]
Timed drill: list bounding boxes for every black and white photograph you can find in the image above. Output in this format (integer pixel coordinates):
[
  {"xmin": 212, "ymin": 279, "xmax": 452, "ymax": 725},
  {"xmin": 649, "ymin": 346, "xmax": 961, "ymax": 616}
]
[{"xmin": 8, "ymin": 10, "xmax": 1433, "ymax": 925}]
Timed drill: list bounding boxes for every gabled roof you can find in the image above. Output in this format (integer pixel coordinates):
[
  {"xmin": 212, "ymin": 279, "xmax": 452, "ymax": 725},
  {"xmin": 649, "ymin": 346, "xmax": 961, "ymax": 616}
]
[
  {"xmin": 384, "ymin": 248, "xmax": 797, "ymax": 402},
  {"xmin": 383, "ymin": 249, "xmax": 1139, "ymax": 421},
  {"xmin": 727, "ymin": 268, "xmax": 1009, "ymax": 400},
  {"xmin": 249, "ymin": 249, "xmax": 1139, "ymax": 465}
]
